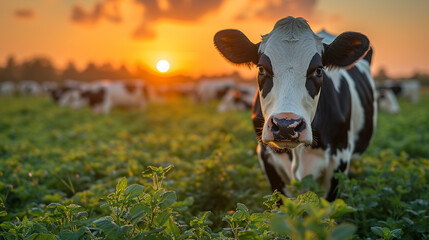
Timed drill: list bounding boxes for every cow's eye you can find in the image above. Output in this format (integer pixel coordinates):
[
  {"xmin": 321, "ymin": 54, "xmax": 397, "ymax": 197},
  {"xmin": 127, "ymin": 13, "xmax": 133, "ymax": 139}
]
[
  {"xmin": 258, "ymin": 66, "xmax": 266, "ymax": 75},
  {"xmin": 315, "ymin": 67, "xmax": 323, "ymax": 77}
]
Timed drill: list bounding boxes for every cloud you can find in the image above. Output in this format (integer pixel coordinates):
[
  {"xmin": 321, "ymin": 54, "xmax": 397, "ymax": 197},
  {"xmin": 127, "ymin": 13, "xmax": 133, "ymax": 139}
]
[
  {"xmin": 235, "ymin": 0, "xmax": 318, "ymax": 22},
  {"xmin": 71, "ymin": 0, "xmax": 122, "ymax": 25},
  {"xmin": 132, "ymin": 0, "xmax": 225, "ymax": 39},
  {"xmin": 14, "ymin": 8, "xmax": 35, "ymax": 20}
]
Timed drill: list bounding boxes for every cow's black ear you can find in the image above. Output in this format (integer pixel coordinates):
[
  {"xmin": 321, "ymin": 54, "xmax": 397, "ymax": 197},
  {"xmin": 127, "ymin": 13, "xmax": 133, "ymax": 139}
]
[
  {"xmin": 214, "ymin": 29, "xmax": 259, "ymax": 66},
  {"xmin": 322, "ymin": 32, "xmax": 370, "ymax": 69}
]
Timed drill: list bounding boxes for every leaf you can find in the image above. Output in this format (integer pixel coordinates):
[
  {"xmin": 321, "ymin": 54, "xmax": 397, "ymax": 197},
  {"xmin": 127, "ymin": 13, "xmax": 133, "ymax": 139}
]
[
  {"xmin": 124, "ymin": 184, "xmax": 144, "ymax": 199},
  {"xmin": 297, "ymin": 191, "xmax": 320, "ymax": 208},
  {"xmin": 0, "ymin": 211, "xmax": 6, "ymax": 217},
  {"xmin": 60, "ymin": 227, "xmax": 88, "ymax": 240},
  {"xmin": 370, "ymin": 226, "xmax": 384, "ymax": 237},
  {"xmin": 390, "ymin": 229, "xmax": 402, "ymax": 238},
  {"xmin": 238, "ymin": 231, "xmax": 259, "ymax": 240},
  {"xmin": 154, "ymin": 210, "xmax": 171, "ymax": 227},
  {"xmin": 236, "ymin": 203, "xmax": 250, "ymax": 217},
  {"xmin": 94, "ymin": 216, "xmax": 123, "ymax": 239},
  {"xmin": 250, "ymin": 213, "xmax": 267, "ymax": 223},
  {"xmin": 232, "ymin": 210, "xmax": 247, "ymax": 222},
  {"xmin": 163, "ymin": 216, "xmax": 180, "ymax": 237},
  {"xmin": 128, "ymin": 204, "xmax": 151, "ymax": 224},
  {"xmin": 330, "ymin": 224, "xmax": 357, "ymax": 240},
  {"xmin": 157, "ymin": 191, "xmax": 177, "ymax": 210},
  {"xmin": 116, "ymin": 177, "xmax": 127, "ymax": 193},
  {"xmin": 25, "ymin": 233, "xmax": 57, "ymax": 240}
]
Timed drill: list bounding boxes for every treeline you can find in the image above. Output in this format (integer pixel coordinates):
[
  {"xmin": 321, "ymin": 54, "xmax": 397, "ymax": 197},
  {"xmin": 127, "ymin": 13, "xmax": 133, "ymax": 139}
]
[{"xmin": 0, "ymin": 56, "xmax": 198, "ymax": 85}]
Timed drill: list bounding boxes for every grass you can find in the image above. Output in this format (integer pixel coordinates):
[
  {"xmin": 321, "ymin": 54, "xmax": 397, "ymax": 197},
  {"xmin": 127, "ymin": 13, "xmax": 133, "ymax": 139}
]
[{"xmin": 0, "ymin": 94, "xmax": 428, "ymax": 239}]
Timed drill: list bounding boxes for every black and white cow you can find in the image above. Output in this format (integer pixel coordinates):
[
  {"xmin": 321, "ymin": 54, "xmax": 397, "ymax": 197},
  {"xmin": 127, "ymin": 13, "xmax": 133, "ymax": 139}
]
[
  {"xmin": 196, "ymin": 78, "xmax": 236, "ymax": 102},
  {"xmin": 378, "ymin": 80, "xmax": 420, "ymax": 103},
  {"xmin": 0, "ymin": 81, "xmax": 15, "ymax": 95},
  {"xmin": 214, "ymin": 17, "xmax": 377, "ymax": 201},
  {"xmin": 377, "ymin": 88, "xmax": 400, "ymax": 114},
  {"xmin": 217, "ymin": 84, "xmax": 257, "ymax": 112},
  {"xmin": 68, "ymin": 81, "xmax": 148, "ymax": 114}
]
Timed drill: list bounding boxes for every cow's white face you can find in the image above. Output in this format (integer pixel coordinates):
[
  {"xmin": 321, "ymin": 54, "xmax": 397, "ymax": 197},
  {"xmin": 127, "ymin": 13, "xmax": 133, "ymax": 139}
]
[
  {"xmin": 257, "ymin": 24, "xmax": 324, "ymax": 149},
  {"xmin": 214, "ymin": 16, "xmax": 370, "ymax": 150}
]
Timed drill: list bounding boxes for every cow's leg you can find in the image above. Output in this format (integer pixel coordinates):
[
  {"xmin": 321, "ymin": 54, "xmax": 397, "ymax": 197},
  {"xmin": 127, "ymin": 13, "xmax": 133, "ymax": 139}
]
[
  {"xmin": 324, "ymin": 157, "xmax": 349, "ymax": 202},
  {"xmin": 257, "ymin": 143, "xmax": 294, "ymax": 197}
]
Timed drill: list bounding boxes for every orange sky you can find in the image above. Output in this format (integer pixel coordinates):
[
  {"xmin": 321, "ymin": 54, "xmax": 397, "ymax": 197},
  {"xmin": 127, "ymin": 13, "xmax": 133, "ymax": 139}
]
[{"xmin": 1, "ymin": 0, "xmax": 429, "ymax": 79}]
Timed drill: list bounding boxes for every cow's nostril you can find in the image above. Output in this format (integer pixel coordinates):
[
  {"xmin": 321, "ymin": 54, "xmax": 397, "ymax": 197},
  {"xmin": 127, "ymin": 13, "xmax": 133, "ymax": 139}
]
[
  {"xmin": 271, "ymin": 118, "xmax": 279, "ymax": 132},
  {"xmin": 294, "ymin": 120, "xmax": 306, "ymax": 133}
]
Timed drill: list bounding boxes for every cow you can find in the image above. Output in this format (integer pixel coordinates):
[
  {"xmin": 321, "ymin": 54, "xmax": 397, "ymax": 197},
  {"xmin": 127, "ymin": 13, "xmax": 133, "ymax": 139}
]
[
  {"xmin": 196, "ymin": 78, "xmax": 236, "ymax": 102},
  {"xmin": 378, "ymin": 80, "xmax": 420, "ymax": 103},
  {"xmin": 214, "ymin": 16, "xmax": 377, "ymax": 201},
  {"xmin": 0, "ymin": 81, "xmax": 15, "ymax": 95},
  {"xmin": 19, "ymin": 81, "xmax": 41, "ymax": 95},
  {"xmin": 68, "ymin": 81, "xmax": 148, "ymax": 114},
  {"xmin": 217, "ymin": 84, "xmax": 258, "ymax": 112},
  {"xmin": 377, "ymin": 88, "xmax": 400, "ymax": 114}
]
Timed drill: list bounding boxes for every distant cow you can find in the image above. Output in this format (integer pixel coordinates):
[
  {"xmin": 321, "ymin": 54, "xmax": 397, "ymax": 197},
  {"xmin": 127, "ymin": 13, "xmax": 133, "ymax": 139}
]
[
  {"xmin": 69, "ymin": 81, "xmax": 148, "ymax": 114},
  {"xmin": 0, "ymin": 81, "xmax": 15, "ymax": 95},
  {"xmin": 214, "ymin": 17, "xmax": 377, "ymax": 201},
  {"xmin": 378, "ymin": 80, "xmax": 420, "ymax": 103},
  {"xmin": 19, "ymin": 81, "xmax": 41, "ymax": 95},
  {"xmin": 196, "ymin": 78, "xmax": 236, "ymax": 102},
  {"xmin": 217, "ymin": 84, "xmax": 257, "ymax": 112},
  {"xmin": 377, "ymin": 88, "xmax": 400, "ymax": 114}
]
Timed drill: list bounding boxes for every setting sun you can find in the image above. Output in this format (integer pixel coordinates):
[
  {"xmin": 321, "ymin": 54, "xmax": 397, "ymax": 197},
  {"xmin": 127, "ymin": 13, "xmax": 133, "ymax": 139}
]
[{"xmin": 156, "ymin": 60, "xmax": 170, "ymax": 73}]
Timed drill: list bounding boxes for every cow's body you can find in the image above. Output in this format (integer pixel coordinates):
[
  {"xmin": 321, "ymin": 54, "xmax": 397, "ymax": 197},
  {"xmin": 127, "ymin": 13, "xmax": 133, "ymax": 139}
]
[
  {"xmin": 19, "ymin": 81, "xmax": 41, "ymax": 95},
  {"xmin": 377, "ymin": 88, "xmax": 400, "ymax": 114},
  {"xmin": 0, "ymin": 81, "xmax": 15, "ymax": 95},
  {"xmin": 217, "ymin": 84, "xmax": 257, "ymax": 112},
  {"xmin": 378, "ymin": 80, "xmax": 420, "ymax": 103},
  {"xmin": 196, "ymin": 78, "xmax": 236, "ymax": 102},
  {"xmin": 253, "ymin": 58, "xmax": 377, "ymax": 200},
  {"xmin": 214, "ymin": 17, "xmax": 377, "ymax": 201},
  {"xmin": 67, "ymin": 81, "xmax": 148, "ymax": 114}
]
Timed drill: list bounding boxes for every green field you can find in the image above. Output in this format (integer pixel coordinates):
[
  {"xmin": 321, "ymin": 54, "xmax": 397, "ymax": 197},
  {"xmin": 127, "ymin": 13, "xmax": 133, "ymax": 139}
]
[{"xmin": 0, "ymin": 95, "xmax": 428, "ymax": 239}]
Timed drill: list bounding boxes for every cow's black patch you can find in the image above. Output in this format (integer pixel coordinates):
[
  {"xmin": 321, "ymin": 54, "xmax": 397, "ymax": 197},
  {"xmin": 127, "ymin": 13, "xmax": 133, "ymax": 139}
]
[
  {"xmin": 259, "ymin": 143, "xmax": 286, "ymax": 195},
  {"xmin": 81, "ymin": 88, "xmax": 106, "ymax": 107},
  {"xmin": 216, "ymin": 86, "xmax": 231, "ymax": 99},
  {"xmin": 325, "ymin": 160, "xmax": 347, "ymax": 202},
  {"xmin": 251, "ymin": 90, "xmax": 265, "ymax": 138},
  {"xmin": 306, "ymin": 53, "xmax": 323, "ymax": 98},
  {"xmin": 378, "ymin": 85, "xmax": 402, "ymax": 95},
  {"xmin": 311, "ymin": 73, "xmax": 351, "ymax": 156},
  {"xmin": 348, "ymin": 67, "xmax": 375, "ymax": 154},
  {"xmin": 257, "ymin": 54, "xmax": 274, "ymax": 98},
  {"xmin": 125, "ymin": 84, "xmax": 137, "ymax": 93},
  {"xmin": 142, "ymin": 85, "xmax": 149, "ymax": 100}
]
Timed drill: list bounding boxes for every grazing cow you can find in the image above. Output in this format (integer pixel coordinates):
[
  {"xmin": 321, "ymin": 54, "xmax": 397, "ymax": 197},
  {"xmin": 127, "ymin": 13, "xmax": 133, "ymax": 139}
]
[
  {"xmin": 196, "ymin": 78, "xmax": 236, "ymax": 102},
  {"xmin": 19, "ymin": 81, "xmax": 41, "ymax": 95},
  {"xmin": 214, "ymin": 17, "xmax": 377, "ymax": 201},
  {"xmin": 377, "ymin": 88, "xmax": 400, "ymax": 114},
  {"xmin": 0, "ymin": 81, "xmax": 15, "ymax": 95},
  {"xmin": 68, "ymin": 81, "xmax": 148, "ymax": 114},
  {"xmin": 217, "ymin": 84, "xmax": 258, "ymax": 112},
  {"xmin": 378, "ymin": 80, "xmax": 420, "ymax": 103}
]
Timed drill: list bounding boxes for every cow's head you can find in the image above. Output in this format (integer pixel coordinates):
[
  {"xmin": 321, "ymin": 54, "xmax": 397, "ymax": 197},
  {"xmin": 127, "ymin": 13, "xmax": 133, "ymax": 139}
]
[{"xmin": 214, "ymin": 16, "xmax": 369, "ymax": 149}]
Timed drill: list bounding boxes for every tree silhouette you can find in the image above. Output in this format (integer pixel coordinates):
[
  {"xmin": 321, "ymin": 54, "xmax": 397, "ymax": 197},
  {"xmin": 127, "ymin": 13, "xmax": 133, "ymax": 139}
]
[
  {"xmin": 61, "ymin": 61, "xmax": 81, "ymax": 81},
  {"xmin": 21, "ymin": 57, "xmax": 58, "ymax": 82}
]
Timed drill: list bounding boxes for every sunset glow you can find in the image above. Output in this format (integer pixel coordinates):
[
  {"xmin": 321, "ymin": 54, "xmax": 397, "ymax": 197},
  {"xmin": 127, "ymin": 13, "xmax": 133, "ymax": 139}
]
[
  {"xmin": 156, "ymin": 60, "xmax": 170, "ymax": 73},
  {"xmin": 1, "ymin": 0, "xmax": 429, "ymax": 78}
]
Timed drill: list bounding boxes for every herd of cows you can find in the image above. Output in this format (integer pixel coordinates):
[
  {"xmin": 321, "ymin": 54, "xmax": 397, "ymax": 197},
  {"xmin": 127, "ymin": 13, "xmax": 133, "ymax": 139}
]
[
  {"xmin": 0, "ymin": 17, "xmax": 423, "ymax": 202},
  {"xmin": 0, "ymin": 76, "xmax": 419, "ymax": 115}
]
